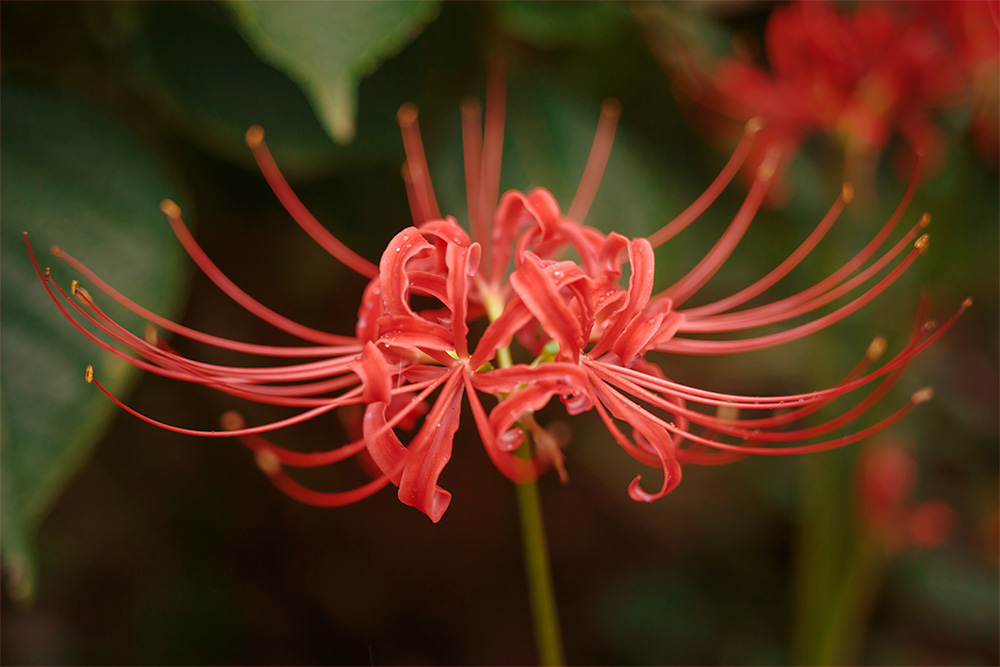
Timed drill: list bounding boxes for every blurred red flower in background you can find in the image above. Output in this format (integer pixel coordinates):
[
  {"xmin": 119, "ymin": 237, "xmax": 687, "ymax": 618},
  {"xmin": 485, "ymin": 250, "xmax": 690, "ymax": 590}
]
[
  {"xmin": 856, "ymin": 440, "xmax": 955, "ymax": 552},
  {"xmin": 27, "ymin": 75, "xmax": 968, "ymax": 523},
  {"xmin": 652, "ymin": 0, "xmax": 999, "ymax": 193}
]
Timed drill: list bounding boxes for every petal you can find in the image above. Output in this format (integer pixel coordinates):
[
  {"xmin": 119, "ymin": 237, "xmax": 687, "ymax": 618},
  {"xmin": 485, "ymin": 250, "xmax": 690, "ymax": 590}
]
[
  {"xmin": 462, "ymin": 370, "xmax": 540, "ymax": 483},
  {"xmin": 349, "ymin": 341, "xmax": 393, "ymax": 404},
  {"xmin": 590, "ymin": 238, "xmax": 656, "ymax": 358},
  {"xmin": 445, "ymin": 241, "xmax": 480, "ymax": 359},
  {"xmin": 510, "ymin": 253, "xmax": 583, "ymax": 360},
  {"xmin": 379, "ymin": 227, "xmax": 434, "ymax": 317},
  {"xmin": 397, "ymin": 369, "xmax": 465, "ymax": 522},
  {"xmin": 377, "ymin": 314, "xmax": 454, "ymax": 351}
]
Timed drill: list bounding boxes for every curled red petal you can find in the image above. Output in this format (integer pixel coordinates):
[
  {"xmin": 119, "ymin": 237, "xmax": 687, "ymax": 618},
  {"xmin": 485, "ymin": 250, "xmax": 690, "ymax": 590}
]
[
  {"xmin": 350, "ymin": 341, "xmax": 393, "ymax": 404},
  {"xmin": 397, "ymin": 369, "xmax": 465, "ymax": 522}
]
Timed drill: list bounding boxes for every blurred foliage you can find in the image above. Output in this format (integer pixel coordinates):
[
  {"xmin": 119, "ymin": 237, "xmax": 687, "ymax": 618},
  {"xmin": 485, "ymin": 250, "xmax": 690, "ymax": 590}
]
[
  {"xmin": 1, "ymin": 85, "xmax": 188, "ymax": 602},
  {"xmin": 1, "ymin": 1, "xmax": 997, "ymax": 665}
]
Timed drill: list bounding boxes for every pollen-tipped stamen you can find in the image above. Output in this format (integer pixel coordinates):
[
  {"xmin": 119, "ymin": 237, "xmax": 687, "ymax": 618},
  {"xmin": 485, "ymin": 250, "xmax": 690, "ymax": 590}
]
[
  {"xmin": 245, "ymin": 125, "xmax": 377, "ymax": 278},
  {"xmin": 568, "ymin": 99, "xmax": 622, "ymax": 224}
]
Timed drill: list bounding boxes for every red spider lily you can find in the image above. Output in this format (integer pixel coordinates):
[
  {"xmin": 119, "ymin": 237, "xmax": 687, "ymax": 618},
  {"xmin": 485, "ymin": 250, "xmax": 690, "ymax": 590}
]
[
  {"xmin": 27, "ymin": 74, "xmax": 968, "ymax": 523},
  {"xmin": 659, "ymin": 0, "xmax": 999, "ymax": 188},
  {"xmin": 856, "ymin": 441, "xmax": 955, "ymax": 551}
]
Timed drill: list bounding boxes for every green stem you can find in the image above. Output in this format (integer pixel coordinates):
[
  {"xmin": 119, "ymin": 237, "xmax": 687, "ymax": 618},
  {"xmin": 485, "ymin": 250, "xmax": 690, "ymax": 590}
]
[
  {"xmin": 515, "ymin": 454, "xmax": 566, "ymax": 666},
  {"xmin": 814, "ymin": 537, "xmax": 884, "ymax": 665},
  {"xmin": 482, "ymin": 288, "xmax": 565, "ymax": 666}
]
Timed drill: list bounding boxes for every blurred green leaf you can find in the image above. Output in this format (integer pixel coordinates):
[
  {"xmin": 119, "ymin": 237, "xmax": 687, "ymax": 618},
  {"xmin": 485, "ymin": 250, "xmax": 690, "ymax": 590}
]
[
  {"xmin": 0, "ymin": 85, "xmax": 188, "ymax": 601},
  {"xmin": 229, "ymin": 0, "xmax": 440, "ymax": 144},
  {"xmin": 123, "ymin": 3, "xmax": 373, "ymax": 177},
  {"xmin": 490, "ymin": 1, "xmax": 629, "ymax": 48}
]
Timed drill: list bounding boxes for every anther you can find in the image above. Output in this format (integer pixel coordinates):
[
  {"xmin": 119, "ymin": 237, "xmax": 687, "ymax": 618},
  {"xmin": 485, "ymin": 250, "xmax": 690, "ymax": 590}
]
[
  {"xmin": 245, "ymin": 125, "xmax": 264, "ymax": 148},
  {"xmin": 144, "ymin": 324, "xmax": 159, "ymax": 346},
  {"xmin": 919, "ymin": 213, "xmax": 931, "ymax": 228},
  {"xmin": 74, "ymin": 285, "xmax": 93, "ymax": 303},
  {"xmin": 70, "ymin": 280, "xmax": 79, "ymax": 295},
  {"xmin": 44, "ymin": 267, "xmax": 51, "ymax": 278},
  {"xmin": 867, "ymin": 336, "xmax": 887, "ymax": 360},
  {"xmin": 254, "ymin": 448, "xmax": 282, "ymax": 477},
  {"xmin": 715, "ymin": 405, "xmax": 739, "ymax": 422},
  {"xmin": 962, "ymin": 297, "xmax": 973, "ymax": 309},
  {"xmin": 841, "ymin": 183, "xmax": 855, "ymax": 203},
  {"xmin": 914, "ymin": 234, "xmax": 930, "ymax": 254},
  {"xmin": 397, "ymin": 103, "xmax": 418, "ymax": 127},
  {"xmin": 745, "ymin": 117, "xmax": 764, "ymax": 134},
  {"xmin": 460, "ymin": 97, "xmax": 482, "ymax": 118},
  {"xmin": 911, "ymin": 387, "xmax": 934, "ymax": 404},
  {"xmin": 50, "ymin": 245, "xmax": 62, "ymax": 257},
  {"xmin": 756, "ymin": 151, "xmax": 779, "ymax": 182},
  {"xmin": 160, "ymin": 199, "xmax": 181, "ymax": 219},
  {"xmin": 84, "ymin": 365, "xmax": 94, "ymax": 384},
  {"xmin": 219, "ymin": 410, "xmax": 245, "ymax": 431},
  {"xmin": 601, "ymin": 98, "xmax": 623, "ymax": 120}
]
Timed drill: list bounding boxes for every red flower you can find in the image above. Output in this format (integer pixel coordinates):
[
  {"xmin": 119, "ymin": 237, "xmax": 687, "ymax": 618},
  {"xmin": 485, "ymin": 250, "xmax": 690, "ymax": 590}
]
[
  {"xmin": 28, "ymin": 74, "xmax": 967, "ymax": 522},
  {"xmin": 856, "ymin": 440, "xmax": 955, "ymax": 551},
  {"xmin": 664, "ymin": 1, "xmax": 999, "ymax": 186}
]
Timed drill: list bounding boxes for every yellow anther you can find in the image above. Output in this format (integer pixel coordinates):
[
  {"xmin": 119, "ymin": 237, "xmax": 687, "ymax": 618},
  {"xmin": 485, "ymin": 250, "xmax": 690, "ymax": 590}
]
[
  {"xmin": 397, "ymin": 103, "xmax": 418, "ymax": 126},
  {"xmin": 219, "ymin": 410, "xmax": 245, "ymax": 431},
  {"xmin": 75, "ymin": 285, "xmax": 93, "ymax": 303},
  {"xmin": 745, "ymin": 117, "xmax": 764, "ymax": 134},
  {"xmin": 144, "ymin": 324, "xmax": 159, "ymax": 346},
  {"xmin": 601, "ymin": 98, "xmax": 623, "ymax": 119},
  {"xmin": 914, "ymin": 234, "xmax": 930, "ymax": 254},
  {"xmin": 841, "ymin": 183, "xmax": 855, "ymax": 203},
  {"xmin": 254, "ymin": 449, "xmax": 282, "ymax": 477},
  {"xmin": 460, "ymin": 97, "xmax": 482, "ymax": 118},
  {"xmin": 962, "ymin": 296, "xmax": 973, "ymax": 309},
  {"xmin": 756, "ymin": 152, "xmax": 779, "ymax": 182},
  {"xmin": 245, "ymin": 125, "xmax": 264, "ymax": 148},
  {"xmin": 911, "ymin": 387, "xmax": 934, "ymax": 404},
  {"xmin": 44, "ymin": 267, "xmax": 51, "ymax": 278},
  {"xmin": 919, "ymin": 212, "xmax": 931, "ymax": 228},
  {"xmin": 867, "ymin": 336, "xmax": 887, "ymax": 360},
  {"xmin": 50, "ymin": 245, "xmax": 62, "ymax": 257},
  {"xmin": 160, "ymin": 199, "xmax": 181, "ymax": 219},
  {"xmin": 84, "ymin": 365, "xmax": 94, "ymax": 384},
  {"xmin": 715, "ymin": 405, "xmax": 739, "ymax": 422},
  {"xmin": 70, "ymin": 280, "xmax": 79, "ymax": 295}
]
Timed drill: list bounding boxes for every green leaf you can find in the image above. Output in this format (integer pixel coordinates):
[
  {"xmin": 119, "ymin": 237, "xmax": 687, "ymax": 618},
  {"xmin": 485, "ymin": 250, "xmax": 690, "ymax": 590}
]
[
  {"xmin": 229, "ymin": 0, "xmax": 440, "ymax": 144},
  {"xmin": 0, "ymin": 85, "xmax": 188, "ymax": 601},
  {"xmin": 490, "ymin": 1, "xmax": 630, "ymax": 48}
]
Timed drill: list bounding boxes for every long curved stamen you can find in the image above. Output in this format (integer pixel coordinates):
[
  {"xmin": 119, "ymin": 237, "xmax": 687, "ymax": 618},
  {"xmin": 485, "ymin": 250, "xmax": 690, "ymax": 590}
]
[
  {"xmin": 461, "ymin": 97, "xmax": 485, "ymax": 245},
  {"xmin": 680, "ymin": 217, "xmax": 929, "ymax": 333},
  {"xmin": 245, "ymin": 126, "xmax": 378, "ymax": 279},
  {"xmin": 592, "ymin": 355, "xmax": 909, "ymax": 444},
  {"xmin": 161, "ymin": 199, "xmax": 351, "ymax": 345},
  {"xmin": 659, "ymin": 150, "xmax": 779, "ymax": 307},
  {"xmin": 661, "ymin": 240, "xmax": 924, "ymax": 354},
  {"xmin": 480, "ymin": 59, "xmax": 507, "ymax": 271},
  {"xmin": 587, "ymin": 361, "xmax": 935, "ymax": 457},
  {"xmin": 597, "ymin": 299, "xmax": 970, "ymax": 407},
  {"xmin": 397, "ymin": 104, "xmax": 441, "ymax": 224},
  {"xmin": 647, "ymin": 117, "xmax": 762, "ymax": 248},
  {"xmin": 220, "ymin": 410, "xmax": 368, "ymax": 467},
  {"xmin": 680, "ymin": 183, "xmax": 852, "ymax": 320},
  {"xmin": 568, "ymin": 99, "xmax": 622, "ymax": 224},
  {"xmin": 85, "ymin": 365, "xmax": 446, "ymax": 439},
  {"xmin": 40, "ymin": 237, "xmax": 354, "ymax": 357},
  {"xmin": 49, "ymin": 275, "xmax": 363, "ymax": 405}
]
